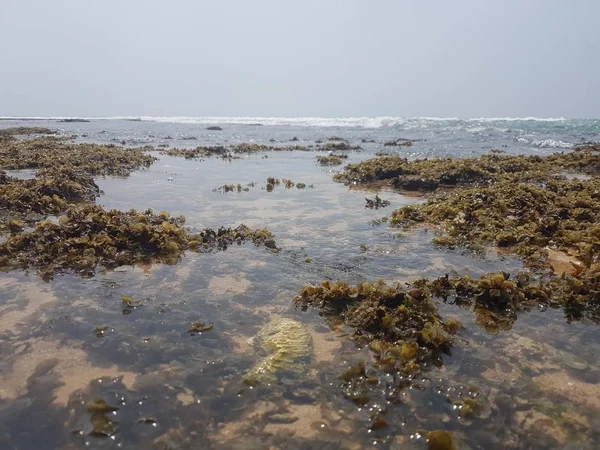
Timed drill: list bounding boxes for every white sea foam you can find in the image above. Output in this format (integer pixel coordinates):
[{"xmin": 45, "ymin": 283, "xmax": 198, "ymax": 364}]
[
  {"xmin": 515, "ymin": 137, "xmax": 573, "ymax": 148},
  {"xmin": 531, "ymin": 139, "xmax": 573, "ymax": 148}
]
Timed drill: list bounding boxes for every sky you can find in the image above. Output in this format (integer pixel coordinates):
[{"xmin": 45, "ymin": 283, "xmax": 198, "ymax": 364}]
[{"xmin": 1, "ymin": 0, "xmax": 598, "ymax": 118}]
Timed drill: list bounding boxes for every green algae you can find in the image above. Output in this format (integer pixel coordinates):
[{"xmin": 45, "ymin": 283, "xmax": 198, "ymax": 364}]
[{"xmin": 243, "ymin": 318, "xmax": 313, "ymax": 386}]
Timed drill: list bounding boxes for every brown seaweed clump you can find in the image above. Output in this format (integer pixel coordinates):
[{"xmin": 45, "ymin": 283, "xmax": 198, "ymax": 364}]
[
  {"xmin": 428, "ymin": 271, "xmax": 600, "ymax": 325},
  {"xmin": 0, "ymin": 126, "xmax": 57, "ymax": 137},
  {"xmin": 0, "ymin": 137, "xmax": 156, "ymax": 175},
  {"xmin": 160, "ymin": 146, "xmax": 229, "ymax": 159},
  {"xmin": 295, "ymin": 280, "xmax": 456, "ymax": 362},
  {"xmin": 390, "ymin": 178, "xmax": 600, "ymax": 269},
  {"xmin": 160, "ymin": 143, "xmax": 313, "ymax": 159},
  {"xmin": 365, "ymin": 195, "xmax": 390, "ymax": 209},
  {"xmin": 384, "ymin": 139, "xmax": 413, "ymax": 147},
  {"xmin": 0, "ymin": 170, "xmax": 101, "ymax": 230},
  {"xmin": 213, "ymin": 183, "xmax": 250, "ymax": 193},
  {"xmin": 316, "ymin": 154, "xmax": 348, "ymax": 165},
  {"xmin": 0, "ymin": 205, "xmax": 276, "ymax": 279},
  {"xmin": 294, "ymin": 280, "xmax": 460, "ymax": 409},
  {"xmin": 333, "ymin": 149, "xmax": 600, "ymax": 189},
  {"xmin": 320, "ymin": 141, "xmax": 361, "ymax": 151}
]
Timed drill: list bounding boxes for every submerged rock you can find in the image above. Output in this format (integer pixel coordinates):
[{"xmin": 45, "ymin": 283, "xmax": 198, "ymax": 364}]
[{"xmin": 243, "ymin": 318, "xmax": 312, "ymax": 386}]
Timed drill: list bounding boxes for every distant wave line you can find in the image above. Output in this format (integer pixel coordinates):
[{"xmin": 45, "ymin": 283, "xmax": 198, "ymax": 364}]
[{"xmin": 1, "ymin": 115, "xmax": 579, "ymax": 128}]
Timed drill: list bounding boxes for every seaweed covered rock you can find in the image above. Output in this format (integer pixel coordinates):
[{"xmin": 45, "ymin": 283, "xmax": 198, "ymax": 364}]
[
  {"xmin": 0, "ymin": 127, "xmax": 56, "ymax": 137},
  {"xmin": 392, "ymin": 175, "xmax": 439, "ymax": 192},
  {"xmin": 294, "ymin": 280, "xmax": 462, "ymax": 409},
  {"xmin": 320, "ymin": 141, "xmax": 361, "ymax": 151},
  {"xmin": 160, "ymin": 143, "xmax": 314, "ymax": 159},
  {"xmin": 0, "ymin": 170, "xmax": 100, "ymax": 229},
  {"xmin": 160, "ymin": 146, "xmax": 228, "ymax": 159},
  {"xmin": 423, "ymin": 271, "xmax": 600, "ymax": 329},
  {"xmin": 384, "ymin": 140, "xmax": 413, "ymax": 147},
  {"xmin": 0, "ymin": 205, "xmax": 276, "ymax": 279},
  {"xmin": 390, "ymin": 178, "xmax": 600, "ymax": 270},
  {"xmin": 295, "ymin": 280, "xmax": 456, "ymax": 359},
  {"xmin": 316, "ymin": 154, "xmax": 348, "ymax": 165},
  {"xmin": 243, "ymin": 318, "xmax": 312, "ymax": 386},
  {"xmin": 0, "ymin": 136, "xmax": 156, "ymax": 175},
  {"xmin": 333, "ymin": 149, "xmax": 600, "ymax": 189}
]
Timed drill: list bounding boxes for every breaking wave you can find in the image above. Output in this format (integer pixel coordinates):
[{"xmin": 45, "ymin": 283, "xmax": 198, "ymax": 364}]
[{"xmin": 516, "ymin": 137, "xmax": 573, "ymax": 148}]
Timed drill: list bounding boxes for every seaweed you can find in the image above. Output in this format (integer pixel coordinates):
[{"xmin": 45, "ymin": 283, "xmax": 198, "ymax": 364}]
[
  {"xmin": 0, "ymin": 136, "xmax": 156, "ymax": 175},
  {"xmin": 390, "ymin": 178, "xmax": 600, "ymax": 273},
  {"xmin": 0, "ymin": 204, "xmax": 277, "ymax": 279},
  {"xmin": 333, "ymin": 149, "xmax": 600, "ymax": 189},
  {"xmin": 320, "ymin": 142, "xmax": 361, "ymax": 151},
  {"xmin": 383, "ymin": 140, "xmax": 413, "ymax": 147},
  {"xmin": 316, "ymin": 154, "xmax": 348, "ymax": 166},
  {"xmin": 365, "ymin": 195, "xmax": 390, "ymax": 209}
]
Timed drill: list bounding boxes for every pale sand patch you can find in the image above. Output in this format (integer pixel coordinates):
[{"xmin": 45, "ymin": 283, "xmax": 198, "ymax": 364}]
[
  {"xmin": 0, "ymin": 339, "xmax": 137, "ymax": 407},
  {"xmin": 228, "ymin": 332, "xmax": 253, "ymax": 354},
  {"xmin": 479, "ymin": 335, "xmax": 563, "ymax": 385},
  {"xmin": 534, "ymin": 372, "xmax": 600, "ymax": 412},
  {"xmin": 309, "ymin": 327, "xmax": 342, "ymax": 364},
  {"xmin": 514, "ymin": 409, "xmax": 568, "ymax": 444},
  {"xmin": 214, "ymin": 401, "xmax": 358, "ymax": 448},
  {"xmin": 262, "ymin": 403, "xmax": 354, "ymax": 438},
  {"xmin": 0, "ymin": 277, "xmax": 56, "ymax": 334},
  {"xmin": 546, "ymin": 248, "xmax": 582, "ymax": 276},
  {"xmin": 208, "ymin": 275, "xmax": 251, "ymax": 296},
  {"xmin": 176, "ymin": 389, "xmax": 196, "ymax": 406}
]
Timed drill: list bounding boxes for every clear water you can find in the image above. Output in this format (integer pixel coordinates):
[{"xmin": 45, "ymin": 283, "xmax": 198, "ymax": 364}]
[{"xmin": 1, "ymin": 118, "xmax": 599, "ymax": 450}]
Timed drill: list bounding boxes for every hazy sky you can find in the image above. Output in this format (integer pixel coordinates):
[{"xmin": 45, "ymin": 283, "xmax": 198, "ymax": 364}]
[{"xmin": 1, "ymin": 0, "xmax": 598, "ymax": 118}]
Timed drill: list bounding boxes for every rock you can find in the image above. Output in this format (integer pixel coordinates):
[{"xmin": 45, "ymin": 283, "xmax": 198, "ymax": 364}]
[
  {"xmin": 206, "ymin": 126, "xmax": 223, "ymax": 131},
  {"xmin": 58, "ymin": 118, "xmax": 91, "ymax": 123}
]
